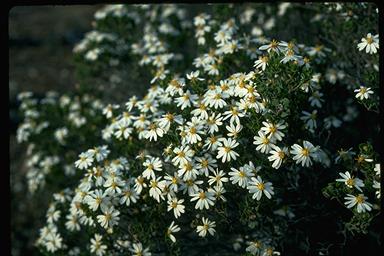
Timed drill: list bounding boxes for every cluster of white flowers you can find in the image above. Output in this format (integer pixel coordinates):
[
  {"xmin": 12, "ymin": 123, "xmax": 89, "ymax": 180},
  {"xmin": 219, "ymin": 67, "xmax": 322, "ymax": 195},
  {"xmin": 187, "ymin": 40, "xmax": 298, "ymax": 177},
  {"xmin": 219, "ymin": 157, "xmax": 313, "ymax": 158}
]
[
  {"xmin": 18, "ymin": 3, "xmax": 380, "ymax": 255},
  {"xmin": 36, "ymin": 12, "xmax": 332, "ymax": 253},
  {"xmin": 16, "ymin": 92, "xmax": 105, "ymax": 193},
  {"xmin": 352, "ymin": 33, "xmax": 379, "ymax": 101},
  {"xmin": 335, "ymin": 156, "xmax": 380, "ymax": 213}
]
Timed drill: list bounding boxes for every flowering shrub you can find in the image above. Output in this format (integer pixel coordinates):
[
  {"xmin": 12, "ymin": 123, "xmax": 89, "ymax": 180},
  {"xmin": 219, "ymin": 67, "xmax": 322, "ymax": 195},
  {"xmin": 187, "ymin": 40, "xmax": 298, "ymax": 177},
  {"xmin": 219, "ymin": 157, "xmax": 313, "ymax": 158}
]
[{"xmin": 15, "ymin": 3, "xmax": 380, "ymax": 255}]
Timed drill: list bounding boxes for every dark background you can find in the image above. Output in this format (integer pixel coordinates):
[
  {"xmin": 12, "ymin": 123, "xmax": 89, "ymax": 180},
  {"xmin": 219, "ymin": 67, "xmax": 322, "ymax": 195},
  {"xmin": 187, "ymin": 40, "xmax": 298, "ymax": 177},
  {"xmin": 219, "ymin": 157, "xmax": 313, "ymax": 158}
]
[{"xmin": 9, "ymin": 6, "xmax": 100, "ymax": 255}]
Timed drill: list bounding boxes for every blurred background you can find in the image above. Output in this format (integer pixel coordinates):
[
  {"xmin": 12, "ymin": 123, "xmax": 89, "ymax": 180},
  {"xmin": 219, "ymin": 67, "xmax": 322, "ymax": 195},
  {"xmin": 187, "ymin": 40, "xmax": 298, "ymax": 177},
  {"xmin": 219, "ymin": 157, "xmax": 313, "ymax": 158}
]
[{"xmin": 9, "ymin": 6, "xmax": 100, "ymax": 255}]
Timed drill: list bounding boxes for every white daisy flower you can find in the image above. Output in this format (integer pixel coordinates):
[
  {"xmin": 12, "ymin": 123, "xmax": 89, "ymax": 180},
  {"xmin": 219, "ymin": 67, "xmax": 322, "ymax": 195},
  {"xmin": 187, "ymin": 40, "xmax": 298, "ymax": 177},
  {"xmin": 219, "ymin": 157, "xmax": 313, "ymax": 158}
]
[
  {"xmin": 87, "ymin": 145, "xmax": 110, "ymax": 162},
  {"xmin": 75, "ymin": 152, "xmax": 94, "ymax": 170},
  {"xmin": 206, "ymin": 112, "xmax": 224, "ymax": 134},
  {"xmin": 204, "ymin": 134, "xmax": 222, "ymax": 151},
  {"xmin": 84, "ymin": 189, "xmax": 110, "ymax": 212},
  {"xmin": 158, "ymin": 112, "xmax": 183, "ymax": 131},
  {"xmin": 216, "ymin": 138, "xmax": 240, "ymax": 163},
  {"xmin": 354, "ymin": 86, "xmax": 374, "ymax": 100},
  {"xmin": 260, "ymin": 121, "xmax": 286, "ymax": 141},
  {"xmin": 167, "ymin": 197, "xmax": 185, "ymax": 218},
  {"xmin": 344, "ymin": 194, "xmax": 372, "ymax": 213},
  {"xmin": 196, "ymin": 217, "xmax": 216, "ymax": 237},
  {"xmin": 175, "ymin": 90, "xmax": 198, "ymax": 110},
  {"xmin": 290, "ymin": 140, "xmax": 318, "ymax": 167},
  {"xmin": 229, "ymin": 166, "xmax": 255, "ymax": 188},
  {"xmin": 144, "ymin": 122, "xmax": 164, "ymax": 142},
  {"xmin": 208, "ymin": 169, "xmax": 228, "ymax": 187},
  {"xmin": 300, "ymin": 110, "xmax": 318, "ymax": 131},
  {"xmin": 246, "ymin": 240, "xmax": 263, "ymax": 255},
  {"xmin": 142, "ymin": 157, "xmax": 163, "ymax": 180},
  {"xmin": 186, "ymin": 118, "xmax": 204, "ymax": 144},
  {"xmin": 268, "ymin": 145, "xmax": 288, "ymax": 169},
  {"xmin": 181, "ymin": 178, "xmax": 203, "ymax": 195},
  {"xmin": 336, "ymin": 171, "xmax": 364, "ymax": 192},
  {"xmin": 166, "ymin": 221, "xmax": 181, "ymax": 243},
  {"xmin": 203, "ymin": 90, "xmax": 228, "ymax": 109},
  {"xmin": 90, "ymin": 234, "xmax": 107, "ymax": 256},
  {"xmin": 226, "ymin": 122, "xmax": 243, "ymax": 138},
  {"xmin": 223, "ymin": 106, "xmax": 245, "ymax": 125},
  {"xmin": 103, "ymin": 176, "xmax": 125, "ymax": 195},
  {"xmin": 172, "ymin": 145, "xmax": 194, "ymax": 167},
  {"xmin": 195, "ymin": 154, "xmax": 217, "ymax": 176},
  {"xmin": 253, "ymin": 130, "xmax": 275, "ymax": 154},
  {"xmin": 149, "ymin": 177, "xmax": 166, "ymax": 203},
  {"xmin": 164, "ymin": 173, "xmax": 180, "ymax": 192},
  {"xmin": 44, "ymin": 232, "xmax": 63, "ymax": 253},
  {"xmin": 187, "ymin": 70, "xmax": 205, "ymax": 81},
  {"xmin": 254, "ymin": 55, "xmax": 269, "ymax": 71},
  {"xmin": 191, "ymin": 101, "xmax": 209, "ymax": 120},
  {"xmin": 129, "ymin": 242, "xmax": 151, "ymax": 256},
  {"xmin": 178, "ymin": 161, "xmax": 200, "ymax": 181},
  {"xmin": 247, "ymin": 176, "xmax": 274, "ymax": 200},
  {"xmin": 210, "ymin": 185, "xmax": 227, "ymax": 202},
  {"xmin": 190, "ymin": 190, "xmax": 215, "ymax": 210},
  {"xmin": 357, "ymin": 33, "xmax": 379, "ymax": 54},
  {"xmin": 96, "ymin": 206, "xmax": 120, "ymax": 229},
  {"xmin": 259, "ymin": 39, "xmax": 281, "ymax": 53},
  {"xmin": 308, "ymin": 91, "xmax": 324, "ymax": 108}
]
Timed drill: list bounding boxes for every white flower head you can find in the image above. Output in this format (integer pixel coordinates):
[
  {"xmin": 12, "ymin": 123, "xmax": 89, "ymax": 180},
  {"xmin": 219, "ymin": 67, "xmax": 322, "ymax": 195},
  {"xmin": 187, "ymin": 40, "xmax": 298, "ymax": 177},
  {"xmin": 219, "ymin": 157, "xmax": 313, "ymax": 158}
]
[
  {"xmin": 247, "ymin": 176, "xmax": 274, "ymax": 200},
  {"xmin": 354, "ymin": 86, "xmax": 374, "ymax": 100},
  {"xmin": 357, "ymin": 33, "xmax": 379, "ymax": 54},
  {"xmin": 196, "ymin": 217, "xmax": 216, "ymax": 237},
  {"xmin": 344, "ymin": 194, "xmax": 372, "ymax": 213},
  {"xmin": 290, "ymin": 140, "xmax": 318, "ymax": 167},
  {"xmin": 336, "ymin": 171, "xmax": 364, "ymax": 192}
]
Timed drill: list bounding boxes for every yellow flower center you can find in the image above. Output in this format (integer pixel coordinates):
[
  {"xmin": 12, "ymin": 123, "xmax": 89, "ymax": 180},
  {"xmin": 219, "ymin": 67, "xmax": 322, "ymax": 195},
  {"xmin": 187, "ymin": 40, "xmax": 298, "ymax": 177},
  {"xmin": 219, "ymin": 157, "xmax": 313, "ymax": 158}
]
[
  {"xmin": 257, "ymin": 183, "xmax": 265, "ymax": 191},
  {"xmin": 166, "ymin": 113, "xmax": 174, "ymax": 121},
  {"xmin": 149, "ymin": 123, "xmax": 157, "ymax": 130},
  {"xmin": 315, "ymin": 44, "xmax": 323, "ymax": 52},
  {"xmin": 214, "ymin": 93, "xmax": 222, "ymax": 100},
  {"xmin": 356, "ymin": 155, "xmax": 365, "ymax": 164},
  {"xmin": 221, "ymin": 83, "xmax": 229, "ymax": 91},
  {"xmin": 104, "ymin": 213, "xmax": 112, "ymax": 221},
  {"xmin": 261, "ymin": 56, "xmax": 269, "ymax": 62},
  {"xmin": 270, "ymin": 39, "xmax": 278, "ymax": 48},
  {"xmin": 346, "ymin": 178, "xmax": 355, "ymax": 187},
  {"xmin": 184, "ymin": 162, "xmax": 193, "ymax": 171},
  {"xmin": 359, "ymin": 87, "xmax": 367, "ymax": 94},
  {"xmin": 356, "ymin": 195, "xmax": 365, "ymax": 204},
  {"xmin": 301, "ymin": 148, "xmax": 309, "ymax": 156},
  {"xmin": 269, "ymin": 125, "xmax": 277, "ymax": 133},
  {"xmin": 150, "ymin": 180, "xmax": 157, "ymax": 188}
]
